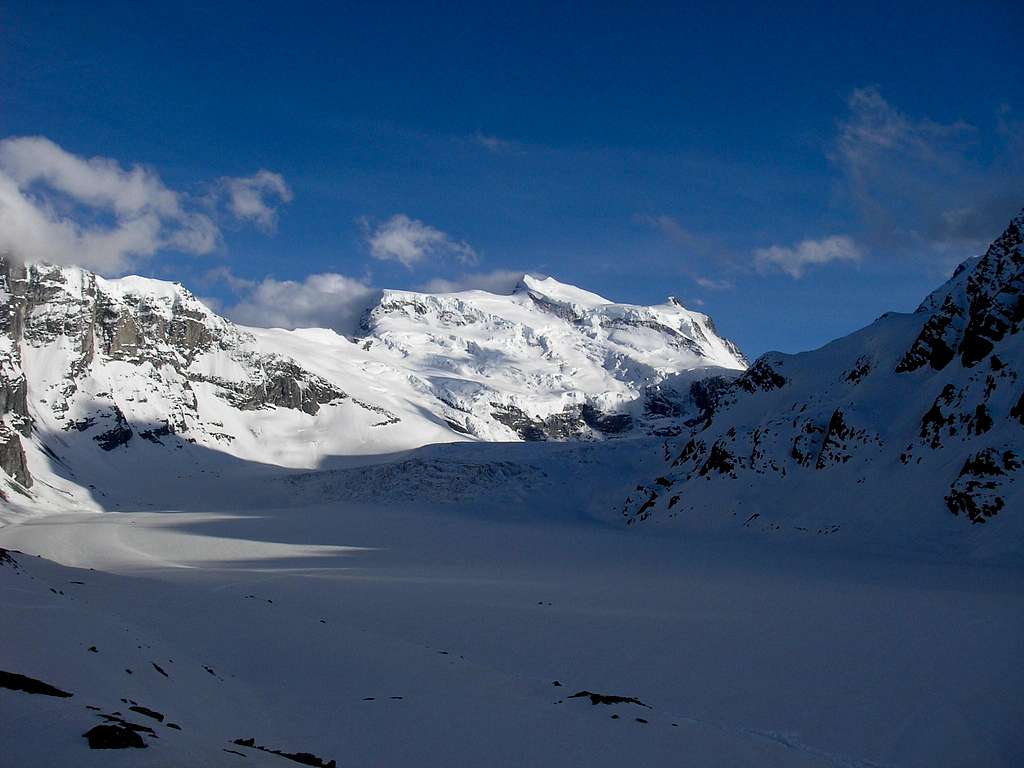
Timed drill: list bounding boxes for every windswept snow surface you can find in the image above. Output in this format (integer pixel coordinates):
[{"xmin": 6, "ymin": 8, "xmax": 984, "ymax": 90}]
[{"xmin": 1, "ymin": 440, "xmax": 1021, "ymax": 767}]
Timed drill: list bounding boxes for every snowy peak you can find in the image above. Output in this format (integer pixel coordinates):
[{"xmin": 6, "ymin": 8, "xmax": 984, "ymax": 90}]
[
  {"xmin": 899, "ymin": 210, "xmax": 1023, "ymax": 372},
  {"xmin": 360, "ymin": 274, "xmax": 746, "ymax": 442},
  {"xmin": 365, "ymin": 273, "xmax": 746, "ymax": 374},
  {"xmin": 0, "ymin": 259, "xmax": 745, "ymax": 509},
  {"xmin": 515, "ymin": 273, "xmax": 613, "ymax": 307},
  {"xmin": 0, "ymin": 257, "xmax": 371, "ymax": 501},
  {"xmin": 623, "ymin": 207, "xmax": 1024, "ymax": 555}
]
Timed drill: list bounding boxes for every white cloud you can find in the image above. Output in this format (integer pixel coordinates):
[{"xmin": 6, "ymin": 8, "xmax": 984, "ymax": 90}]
[
  {"xmin": 223, "ymin": 267, "xmax": 531, "ymax": 335},
  {"xmin": 221, "ymin": 267, "xmax": 532, "ymax": 334},
  {"xmin": 836, "ymin": 87, "xmax": 967, "ymax": 168},
  {"xmin": 225, "ymin": 272, "xmax": 378, "ymax": 335},
  {"xmin": 694, "ymin": 276, "xmax": 733, "ymax": 291},
  {"xmin": 473, "ymin": 133, "xmax": 516, "ymax": 153},
  {"xmin": 834, "ymin": 87, "xmax": 1020, "ymax": 257},
  {"xmin": 0, "ymin": 136, "xmax": 215, "ymax": 271},
  {"xmin": 417, "ymin": 269, "xmax": 526, "ymax": 294},
  {"xmin": 754, "ymin": 235, "xmax": 861, "ymax": 279},
  {"xmin": 365, "ymin": 214, "xmax": 477, "ymax": 269},
  {"xmin": 635, "ymin": 214, "xmax": 742, "ymax": 288},
  {"xmin": 0, "ymin": 135, "xmax": 290, "ymax": 273},
  {"xmin": 201, "ymin": 265, "xmax": 257, "ymax": 293},
  {"xmin": 221, "ymin": 170, "xmax": 293, "ymax": 231},
  {"xmin": 195, "ymin": 294, "xmax": 223, "ymax": 313},
  {"xmin": 634, "ymin": 213, "xmax": 695, "ymax": 246},
  {"xmin": 0, "ymin": 136, "xmax": 183, "ymax": 217}
]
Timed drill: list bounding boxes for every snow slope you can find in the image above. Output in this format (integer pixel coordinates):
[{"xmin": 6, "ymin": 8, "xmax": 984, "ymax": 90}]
[
  {"xmin": 362, "ymin": 274, "xmax": 746, "ymax": 442},
  {"xmin": 1, "ymin": 215, "xmax": 1022, "ymax": 767},
  {"xmin": 1, "ymin": 439, "xmax": 1021, "ymax": 767},
  {"xmin": 0, "ymin": 263, "xmax": 744, "ymax": 517},
  {"xmin": 623, "ymin": 209, "xmax": 1024, "ymax": 560}
]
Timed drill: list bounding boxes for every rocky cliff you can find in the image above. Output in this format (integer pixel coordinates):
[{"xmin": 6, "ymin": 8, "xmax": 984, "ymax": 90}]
[
  {"xmin": 622, "ymin": 209, "xmax": 1024, "ymax": 553},
  {"xmin": 0, "ymin": 263, "xmax": 743, "ymax": 505}
]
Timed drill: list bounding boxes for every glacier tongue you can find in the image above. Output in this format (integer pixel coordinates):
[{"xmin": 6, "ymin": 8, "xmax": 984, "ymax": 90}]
[{"xmin": 0, "ymin": 261, "xmax": 744, "ymax": 512}]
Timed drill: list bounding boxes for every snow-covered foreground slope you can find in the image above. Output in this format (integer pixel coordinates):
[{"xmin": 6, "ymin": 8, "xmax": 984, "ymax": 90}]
[
  {"xmin": 624, "ymin": 210, "xmax": 1024, "ymax": 560},
  {"xmin": 1, "ymin": 440, "xmax": 1021, "ymax": 767},
  {"xmin": 0, "ymin": 262, "xmax": 743, "ymax": 515}
]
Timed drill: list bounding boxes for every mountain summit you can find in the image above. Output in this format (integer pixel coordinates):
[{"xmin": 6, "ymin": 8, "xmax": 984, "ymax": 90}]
[
  {"xmin": 0, "ymin": 262, "xmax": 743, "ymax": 508},
  {"xmin": 623, "ymin": 209, "xmax": 1023, "ymax": 555}
]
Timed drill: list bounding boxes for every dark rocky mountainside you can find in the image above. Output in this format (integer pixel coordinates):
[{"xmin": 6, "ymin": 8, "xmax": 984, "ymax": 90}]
[
  {"xmin": 623, "ymin": 209, "xmax": 1024, "ymax": 554},
  {"xmin": 0, "ymin": 259, "xmax": 355, "ymax": 496}
]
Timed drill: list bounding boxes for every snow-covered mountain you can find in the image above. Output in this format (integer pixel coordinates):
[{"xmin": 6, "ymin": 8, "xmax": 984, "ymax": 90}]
[
  {"xmin": 361, "ymin": 275, "xmax": 745, "ymax": 439},
  {"xmin": 623, "ymin": 209, "xmax": 1024, "ymax": 556},
  {"xmin": 1, "ymin": 218, "xmax": 1021, "ymax": 768},
  {"xmin": 0, "ymin": 262, "xmax": 744, "ymax": 511}
]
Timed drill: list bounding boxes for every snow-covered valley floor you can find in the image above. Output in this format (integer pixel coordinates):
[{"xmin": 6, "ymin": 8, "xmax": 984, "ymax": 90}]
[{"xmin": 1, "ymin": 441, "xmax": 1021, "ymax": 767}]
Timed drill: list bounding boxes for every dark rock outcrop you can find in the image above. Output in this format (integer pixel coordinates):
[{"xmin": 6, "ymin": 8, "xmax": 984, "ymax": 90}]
[
  {"xmin": 82, "ymin": 724, "xmax": 147, "ymax": 749},
  {"xmin": 232, "ymin": 737, "xmax": 337, "ymax": 768},
  {"xmin": 0, "ymin": 255, "xmax": 372, "ymax": 489},
  {"xmin": 622, "ymin": 208, "xmax": 1024, "ymax": 538},
  {"xmin": 490, "ymin": 401, "xmax": 633, "ymax": 441},
  {"xmin": 0, "ymin": 670, "xmax": 73, "ymax": 697},
  {"xmin": 899, "ymin": 214, "xmax": 1022, "ymax": 373},
  {"xmin": 568, "ymin": 690, "xmax": 649, "ymax": 707},
  {"xmin": 736, "ymin": 359, "xmax": 786, "ymax": 393}
]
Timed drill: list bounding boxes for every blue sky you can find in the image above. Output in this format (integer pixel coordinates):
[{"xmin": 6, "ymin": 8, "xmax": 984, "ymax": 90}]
[{"xmin": 1, "ymin": 1, "xmax": 1021, "ymax": 357}]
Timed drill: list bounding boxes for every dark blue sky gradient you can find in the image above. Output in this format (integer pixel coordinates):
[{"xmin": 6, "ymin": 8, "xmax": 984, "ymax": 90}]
[{"xmin": 2, "ymin": 1, "xmax": 1021, "ymax": 356}]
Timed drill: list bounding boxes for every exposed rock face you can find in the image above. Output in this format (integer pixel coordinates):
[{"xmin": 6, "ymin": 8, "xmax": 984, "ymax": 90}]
[
  {"xmin": 360, "ymin": 275, "xmax": 747, "ymax": 441},
  {"xmin": 1, "ymin": 258, "xmax": 34, "ymax": 488},
  {"xmin": 623, "ymin": 209, "xmax": 1024, "ymax": 546},
  {"xmin": 0, "ymin": 261, "xmax": 742, "ymax": 501},
  {"xmin": 0, "ymin": 256, "xmax": 354, "ymax": 491},
  {"xmin": 945, "ymin": 448, "xmax": 1020, "ymax": 523},
  {"xmin": 82, "ymin": 724, "xmax": 147, "ymax": 749},
  {"xmin": 0, "ymin": 425, "xmax": 30, "ymax": 488},
  {"xmin": 736, "ymin": 359, "xmax": 787, "ymax": 393},
  {"xmin": 898, "ymin": 216, "xmax": 1023, "ymax": 372},
  {"xmin": 487, "ymin": 401, "xmax": 634, "ymax": 442}
]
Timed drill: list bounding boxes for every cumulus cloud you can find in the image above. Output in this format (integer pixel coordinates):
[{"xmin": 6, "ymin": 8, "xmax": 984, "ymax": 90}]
[
  {"xmin": 0, "ymin": 135, "xmax": 290, "ymax": 273},
  {"xmin": 0, "ymin": 136, "xmax": 216, "ymax": 271},
  {"xmin": 220, "ymin": 170, "xmax": 293, "ymax": 231},
  {"xmin": 213, "ymin": 258, "xmax": 533, "ymax": 336},
  {"xmin": 364, "ymin": 214, "xmax": 478, "ymax": 269},
  {"xmin": 834, "ymin": 87, "xmax": 1021, "ymax": 258},
  {"xmin": 754, "ymin": 235, "xmax": 861, "ymax": 279},
  {"xmin": 225, "ymin": 272, "xmax": 379, "ymax": 335},
  {"xmin": 0, "ymin": 136, "xmax": 185, "ymax": 217},
  {"xmin": 220, "ymin": 267, "xmax": 532, "ymax": 334},
  {"xmin": 417, "ymin": 269, "xmax": 526, "ymax": 294}
]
